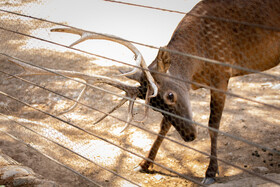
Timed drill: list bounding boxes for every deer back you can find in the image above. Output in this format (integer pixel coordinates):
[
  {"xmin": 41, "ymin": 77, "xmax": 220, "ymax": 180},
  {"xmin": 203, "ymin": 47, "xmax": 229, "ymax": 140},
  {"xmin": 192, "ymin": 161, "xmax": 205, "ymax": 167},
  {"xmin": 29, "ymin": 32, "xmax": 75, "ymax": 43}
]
[{"xmin": 165, "ymin": 0, "xmax": 280, "ymax": 89}]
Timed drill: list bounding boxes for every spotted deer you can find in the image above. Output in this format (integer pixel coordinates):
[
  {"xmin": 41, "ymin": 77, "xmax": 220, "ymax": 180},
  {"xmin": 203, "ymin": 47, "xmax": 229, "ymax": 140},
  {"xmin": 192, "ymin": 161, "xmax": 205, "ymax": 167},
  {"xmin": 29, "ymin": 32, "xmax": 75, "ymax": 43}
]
[{"xmin": 10, "ymin": 0, "xmax": 280, "ymax": 184}]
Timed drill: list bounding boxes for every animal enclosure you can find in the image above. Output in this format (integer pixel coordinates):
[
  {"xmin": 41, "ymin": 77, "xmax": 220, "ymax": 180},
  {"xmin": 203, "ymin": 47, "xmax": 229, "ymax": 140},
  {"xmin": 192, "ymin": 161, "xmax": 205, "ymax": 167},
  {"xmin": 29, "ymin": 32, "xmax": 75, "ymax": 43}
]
[{"xmin": 0, "ymin": 0, "xmax": 279, "ymax": 186}]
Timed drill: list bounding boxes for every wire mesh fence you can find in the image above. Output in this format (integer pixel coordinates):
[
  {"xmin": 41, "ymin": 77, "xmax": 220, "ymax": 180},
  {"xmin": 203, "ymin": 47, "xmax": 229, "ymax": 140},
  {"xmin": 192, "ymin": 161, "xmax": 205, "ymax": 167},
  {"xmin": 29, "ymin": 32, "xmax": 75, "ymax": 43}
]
[{"xmin": 0, "ymin": 0, "xmax": 279, "ymax": 186}]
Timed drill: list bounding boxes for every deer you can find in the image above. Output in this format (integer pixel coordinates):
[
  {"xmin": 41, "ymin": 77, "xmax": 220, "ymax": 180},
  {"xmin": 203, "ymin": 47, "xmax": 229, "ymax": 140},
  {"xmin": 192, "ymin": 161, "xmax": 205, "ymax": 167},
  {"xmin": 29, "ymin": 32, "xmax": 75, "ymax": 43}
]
[{"xmin": 8, "ymin": 0, "xmax": 280, "ymax": 185}]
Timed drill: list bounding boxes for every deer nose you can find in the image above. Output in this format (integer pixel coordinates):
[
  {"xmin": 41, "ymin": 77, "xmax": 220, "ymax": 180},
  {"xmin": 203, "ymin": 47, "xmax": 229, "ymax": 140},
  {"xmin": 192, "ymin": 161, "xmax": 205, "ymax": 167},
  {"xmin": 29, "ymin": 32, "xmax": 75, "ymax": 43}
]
[
  {"xmin": 190, "ymin": 125, "xmax": 198, "ymax": 141},
  {"xmin": 180, "ymin": 125, "xmax": 197, "ymax": 142},
  {"xmin": 165, "ymin": 116, "xmax": 197, "ymax": 142},
  {"xmin": 182, "ymin": 132, "xmax": 197, "ymax": 142}
]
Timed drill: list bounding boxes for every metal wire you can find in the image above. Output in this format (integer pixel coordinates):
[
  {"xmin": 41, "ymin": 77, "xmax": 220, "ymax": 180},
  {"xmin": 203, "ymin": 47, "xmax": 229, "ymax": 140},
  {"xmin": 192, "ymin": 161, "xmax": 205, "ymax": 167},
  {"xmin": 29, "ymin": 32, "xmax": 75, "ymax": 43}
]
[
  {"xmin": 0, "ymin": 24, "xmax": 279, "ymax": 114},
  {"xmin": 104, "ymin": 0, "xmax": 187, "ymax": 14},
  {"xmin": 1, "ymin": 73, "xmax": 279, "ymax": 186},
  {"xmin": 1, "ymin": 58, "xmax": 280, "ymax": 185},
  {"xmin": 0, "ymin": 89, "xmax": 207, "ymax": 186},
  {"xmin": 0, "ymin": 124, "xmax": 103, "ymax": 187},
  {"xmin": 0, "ymin": 8, "xmax": 279, "ymax": 81},
  {"xmin": 2, "ymin": 54, "xmax": 280, "ymax": 157},
  {"xmin": 0, "ymin": 9, "xmax": 279, "ymax": 114},
  {"xmin": 0, "ymin": 114, "xmax": 138, "ymax": 187},
  {"xmin": 104, "ymin": 0, "xmax": 280, "ymax": 32}
]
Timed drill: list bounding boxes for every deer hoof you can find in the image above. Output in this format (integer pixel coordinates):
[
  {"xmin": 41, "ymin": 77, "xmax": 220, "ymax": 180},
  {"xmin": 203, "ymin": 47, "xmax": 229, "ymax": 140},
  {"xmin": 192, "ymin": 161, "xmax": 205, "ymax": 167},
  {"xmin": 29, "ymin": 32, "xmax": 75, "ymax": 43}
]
[
  {"xmin": 133, "ymin": 165, "xmax": 143, "ymax": 172},
  {"xmin": 133, "ymin": 164, "xmax": 151, "ymax": 173},
  {"xmin": 202, "ymin": 177, "xmax": 216, "ymax": 185}
]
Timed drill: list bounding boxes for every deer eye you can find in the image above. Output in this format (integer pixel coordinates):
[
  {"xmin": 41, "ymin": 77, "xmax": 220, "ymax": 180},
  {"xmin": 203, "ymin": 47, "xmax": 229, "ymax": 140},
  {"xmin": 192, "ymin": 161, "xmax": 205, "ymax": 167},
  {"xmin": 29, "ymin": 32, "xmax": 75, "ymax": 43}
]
[
  {"xmin": 167, "ymin": 93, "xmax": 174, "ymax": 102},
  {"xmin": 164, "ymin": 91, "xmax": 177, "ymax": 105}
]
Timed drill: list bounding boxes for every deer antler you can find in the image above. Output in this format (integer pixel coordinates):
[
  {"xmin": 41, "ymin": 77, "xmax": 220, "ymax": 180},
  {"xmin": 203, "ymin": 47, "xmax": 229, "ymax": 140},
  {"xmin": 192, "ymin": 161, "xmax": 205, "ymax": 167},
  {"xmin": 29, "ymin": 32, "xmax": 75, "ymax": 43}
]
[
  {"xmin": 50, "ymin": 28, "xmax": 158, "ymax": 97},
  {"xmin": 7, "ymin": 56, "xmax": 140, "ymax": 128},
  {"xmin": 49, "ymin": 27, "xmax": 159, "ymax": 131},
  {"xmin": 8, "ymin": 57, "xmax": 137, "ymax": 93}
]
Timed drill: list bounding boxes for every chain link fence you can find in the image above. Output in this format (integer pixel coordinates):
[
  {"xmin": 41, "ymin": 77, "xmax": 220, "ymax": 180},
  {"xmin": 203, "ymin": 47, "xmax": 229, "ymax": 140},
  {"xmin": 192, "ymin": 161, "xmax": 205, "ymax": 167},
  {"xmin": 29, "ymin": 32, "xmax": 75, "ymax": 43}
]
[{"xmin": 0, "ymin": 0, "xmax": 279, "ymax": 186}]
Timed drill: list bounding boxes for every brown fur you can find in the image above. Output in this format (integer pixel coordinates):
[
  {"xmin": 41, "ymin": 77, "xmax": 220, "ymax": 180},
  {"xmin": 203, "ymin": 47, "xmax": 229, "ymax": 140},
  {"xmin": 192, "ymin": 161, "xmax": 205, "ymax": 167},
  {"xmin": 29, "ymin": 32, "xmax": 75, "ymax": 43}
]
[{"xmin": 137, "ymin": 0, "xmax": 280, "ymax": 183}]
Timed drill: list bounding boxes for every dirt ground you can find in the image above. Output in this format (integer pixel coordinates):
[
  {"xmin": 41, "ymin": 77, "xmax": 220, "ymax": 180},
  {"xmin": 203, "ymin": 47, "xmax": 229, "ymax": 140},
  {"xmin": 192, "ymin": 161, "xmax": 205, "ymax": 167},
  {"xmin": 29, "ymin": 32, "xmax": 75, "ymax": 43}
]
[{"xmin": 0, "ymin": 1, "xmax": 280, "ymax": 187}]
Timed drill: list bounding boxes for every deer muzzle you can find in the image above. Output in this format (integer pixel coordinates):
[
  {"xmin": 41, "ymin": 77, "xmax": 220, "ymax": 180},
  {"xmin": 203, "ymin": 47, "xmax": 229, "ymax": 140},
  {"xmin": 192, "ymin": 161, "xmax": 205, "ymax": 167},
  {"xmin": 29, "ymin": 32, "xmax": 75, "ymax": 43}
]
[{"xmin": 164, "ymin": 114, "xmax": 197, "ymax": 142}]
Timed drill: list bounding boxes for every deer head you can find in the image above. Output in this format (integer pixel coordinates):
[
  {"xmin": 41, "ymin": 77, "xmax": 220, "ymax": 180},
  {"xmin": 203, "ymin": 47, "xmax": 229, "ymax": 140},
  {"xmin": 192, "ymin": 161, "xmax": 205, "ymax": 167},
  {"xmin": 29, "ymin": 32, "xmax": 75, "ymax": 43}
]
[
  {"xmin": 127, "ymin": 48, "xmax": 197, "ymax": 142},
  {"xmin": 53, "ymin": 28, "xmax": 198, "ymax": 142},
  {"xmin": 9, "ymin": 27, "xmax": 197, "ymax": 142}
]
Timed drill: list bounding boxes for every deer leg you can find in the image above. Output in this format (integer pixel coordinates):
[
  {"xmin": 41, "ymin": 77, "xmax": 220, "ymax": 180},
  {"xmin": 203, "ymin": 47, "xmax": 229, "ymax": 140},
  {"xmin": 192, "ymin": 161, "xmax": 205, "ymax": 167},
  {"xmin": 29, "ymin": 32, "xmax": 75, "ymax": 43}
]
[
  {"xmin": 203, "ymin": 81, "xmax": 228, "ymax": 184},
  {"xmin": 135, "ymin": 118, "xmax": 171, "ymax": 172}
]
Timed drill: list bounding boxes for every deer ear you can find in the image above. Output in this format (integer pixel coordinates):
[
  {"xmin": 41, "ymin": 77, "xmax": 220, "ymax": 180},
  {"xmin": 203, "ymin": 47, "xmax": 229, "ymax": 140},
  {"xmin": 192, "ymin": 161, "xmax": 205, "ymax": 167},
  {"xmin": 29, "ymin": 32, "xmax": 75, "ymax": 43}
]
[{"xmin": 156, "ymin": 48, "xmax": 171, "ymax": 73}]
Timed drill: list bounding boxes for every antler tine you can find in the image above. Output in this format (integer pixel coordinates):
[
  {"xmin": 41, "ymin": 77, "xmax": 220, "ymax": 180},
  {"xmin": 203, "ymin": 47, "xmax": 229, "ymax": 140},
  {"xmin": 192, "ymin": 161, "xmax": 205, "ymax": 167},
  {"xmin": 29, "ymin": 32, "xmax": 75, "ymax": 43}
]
[
  {"xmin": 135, "ymin": 87, "xmax": 151, "ymax": 123},
  {"xmin": 51, "ymin": 28, "xmax": 142, "ymax": 68},
  {"xmin": 93, "ymin": 97, "xmax": 127, "ymax": 125},
  {"xmin": 58, "ymin": 85, "xmax": 87, "ymax": 115},
  {"xmin": 51, "ymin": 27, "xmax": 158, "ymax": 97},
  {"xmin": 8, "ymin": 56, "xmax": 142, "ymax": 133},
  {"xmin": 8, "ymin": 56, "xmax": 140, "ymax": 115},
  {"xmin": 8, "ymin": 57, "xmax": 138, "ymax": 93},
  {"xmin": 119, "ymin": 95, "xmax": 137, "ymax": 133}
]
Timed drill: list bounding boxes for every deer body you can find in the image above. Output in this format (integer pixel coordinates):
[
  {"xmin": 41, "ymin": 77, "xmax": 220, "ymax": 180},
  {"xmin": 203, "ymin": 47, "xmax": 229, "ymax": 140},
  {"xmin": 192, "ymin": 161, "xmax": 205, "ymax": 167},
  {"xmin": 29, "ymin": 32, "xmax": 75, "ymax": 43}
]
[
  {"xmin": 168, "ymin": 0, "xmax": 280, "ymax": 87},
  {"xmin": 138, "ymin": 0, "xmax": 280, "ymax": 184}
]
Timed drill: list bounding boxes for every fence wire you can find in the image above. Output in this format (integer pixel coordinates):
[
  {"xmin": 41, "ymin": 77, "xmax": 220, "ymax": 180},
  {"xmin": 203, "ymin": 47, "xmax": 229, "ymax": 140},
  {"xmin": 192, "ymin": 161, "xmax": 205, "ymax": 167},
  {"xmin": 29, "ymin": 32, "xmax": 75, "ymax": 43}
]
[
  {"xmin": 0, "ymin": 17, "xmax": 279, "ymax": 112},
  {"xmin": 0, "ymin": 123, "xmax": 103, "ymax": 187},
  {"xmin": 1, "ymin": 50, "xmax": 279, "ymax": 185},
  {"xmin": 0, "ymin": 90, "xmax": 207, "ymax": 186},
  {"xmin": 104, "ymin": 0, "xmax": 280, "ymax": 32},
  {"xmin": 0, "ymin": 54, "xmax": 279, "ymax": 185},
  {"xmin": 0, "ymin": 1, "xmax": 279, "ymax": 186},
  {"xmin": 0, "ymin": 73, "xmax": 279, "ymax": 185},
  {"xmin": 1, "ymin": 8, "xmax": 280, "ymax": 82},
  {"xmin": 2, "ymin": 54, "xmax": 279, "ymax": 156}
]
